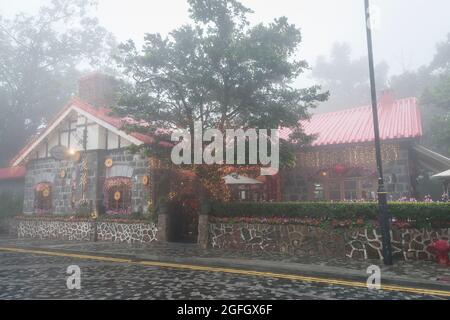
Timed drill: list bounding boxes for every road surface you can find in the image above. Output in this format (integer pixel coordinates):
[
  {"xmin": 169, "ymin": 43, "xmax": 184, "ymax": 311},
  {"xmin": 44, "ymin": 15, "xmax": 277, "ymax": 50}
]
[{"xmin": 0, "ymin": 249, "xmax": 447, "ymax": 300}]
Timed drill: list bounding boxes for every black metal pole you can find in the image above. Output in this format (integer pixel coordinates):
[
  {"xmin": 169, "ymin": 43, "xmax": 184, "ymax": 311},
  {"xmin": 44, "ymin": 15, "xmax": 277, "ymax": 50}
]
[{"xmin": 364, "ymin": 0, "xmax": 393, "ymax": 265}]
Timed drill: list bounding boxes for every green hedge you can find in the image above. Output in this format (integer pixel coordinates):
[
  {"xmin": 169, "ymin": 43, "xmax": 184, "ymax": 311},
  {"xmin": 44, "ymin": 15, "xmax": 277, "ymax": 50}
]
[{"xmin": 211, "ymin": 202, "xmax": 450, "ymax": 223}]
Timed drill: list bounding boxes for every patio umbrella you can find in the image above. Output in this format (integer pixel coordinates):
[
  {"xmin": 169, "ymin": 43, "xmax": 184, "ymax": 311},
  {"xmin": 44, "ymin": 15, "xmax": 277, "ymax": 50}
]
[{"xmin": 431, "ymin": 169, "xmax": 450, "ymax": 181}]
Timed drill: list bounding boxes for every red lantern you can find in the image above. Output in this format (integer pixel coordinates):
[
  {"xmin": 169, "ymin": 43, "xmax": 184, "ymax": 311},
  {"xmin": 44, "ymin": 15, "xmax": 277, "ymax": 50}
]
[{"xmin": 334, "ymin": 164, "xmax": 347, "ymax": 175}]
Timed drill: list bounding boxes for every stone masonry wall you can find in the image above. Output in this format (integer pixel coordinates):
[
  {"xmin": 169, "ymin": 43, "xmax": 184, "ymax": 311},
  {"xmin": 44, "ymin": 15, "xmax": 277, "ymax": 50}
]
[
  {"xmin": 209, "ymin": 222, "xmax": 450, "ymax": 261},
  {"xmin": 18, "ymin": 219, "xmax": 92, "ymax": 241},
  {"xmin": 346, "ymin": 228, "xmax": 450, "ymax": 261},
  {"xmin": 209, "ymin": 223, "xmax": 346, "ymax": 257},
  {"xmin": 24, "ymin": 157, "xmax": 79, "ymax": 214},
  {"xmin": 100, "ymin": 149, "xmax": 150, "ymax": 214},
  {"xmin": 23, "ymin": 149, "xmax": 151, "ymax": 216},
  {"xmin": 15, "ymin": 219, "xmax": 158, "ymax": 244},
  {"xmin": 96, "ymin": 221, "xmax": 157, "ymax": 243}
]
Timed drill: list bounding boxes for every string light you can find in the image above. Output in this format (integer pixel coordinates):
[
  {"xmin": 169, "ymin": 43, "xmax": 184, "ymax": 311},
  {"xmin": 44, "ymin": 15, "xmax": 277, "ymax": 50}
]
[{"xmin": 297, "ymin": 143, "xmax": 400, "ymax": 169}]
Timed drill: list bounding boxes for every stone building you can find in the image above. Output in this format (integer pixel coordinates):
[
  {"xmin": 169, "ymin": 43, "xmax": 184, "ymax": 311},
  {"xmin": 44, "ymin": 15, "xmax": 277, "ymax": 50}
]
[
  {"xmin": 280, "ymin": 91, "xmax": 450, "ymax": 201},
  {"xmin": 1, "ymin": 77, "xmax": 449, "ymax": 219},
  {"xmin": 8, "ymin": 73, "xmax": 154, "ymax": 217}
]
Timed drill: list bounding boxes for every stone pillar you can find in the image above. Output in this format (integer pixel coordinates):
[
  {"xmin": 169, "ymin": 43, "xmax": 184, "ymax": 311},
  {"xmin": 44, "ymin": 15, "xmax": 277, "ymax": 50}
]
[
  {"xmin": 197, "ymin": 214, "xmax": 209, "ymax": 249},
  {"xmin": 156, "ymin": 202, "xmax": 169, "ymax": 242},
  {"xmin": 197, "ymin": 201, "xmax": 211, "ymax": 249}
]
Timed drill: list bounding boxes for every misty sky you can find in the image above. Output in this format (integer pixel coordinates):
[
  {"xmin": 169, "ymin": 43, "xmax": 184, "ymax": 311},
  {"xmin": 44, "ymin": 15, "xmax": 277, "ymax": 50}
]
[{"xmin": 2, "ymin": 0, "xmax": 450, "ymax": 77}]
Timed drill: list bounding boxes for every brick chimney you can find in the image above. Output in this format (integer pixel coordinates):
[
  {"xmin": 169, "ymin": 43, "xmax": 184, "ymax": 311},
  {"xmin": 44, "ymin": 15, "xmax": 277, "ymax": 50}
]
[
  {"xmin": 379, "ymin": 89, "xmax": 395, "ymax": 108},
  {"xmin": 78, "ymin": 73, "xmax": 117, "ymax": 108}
]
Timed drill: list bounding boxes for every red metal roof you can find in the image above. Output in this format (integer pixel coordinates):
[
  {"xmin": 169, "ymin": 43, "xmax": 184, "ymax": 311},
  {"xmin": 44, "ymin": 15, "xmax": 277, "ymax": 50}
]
[
  {"xmin": 280, "ymin": 97, "xmax": 422, "ymax": 146},
  {"xmin": 71, "ymin": 98, "xmax": 155, "ymax": 144},
  {"xmin": 0, "ymin": 166, "xmax": 26, "ymax": 181}
]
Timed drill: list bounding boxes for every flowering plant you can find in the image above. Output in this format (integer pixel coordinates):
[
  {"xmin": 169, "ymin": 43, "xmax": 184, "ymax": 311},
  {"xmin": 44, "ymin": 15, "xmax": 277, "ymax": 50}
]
[
  {"xmin": 34, "ymin": 208, "xmax": 53, "ymax": 216},
  {"xmin": 15, "ymin": 214, "xmax": 149, "ymax": 224},
  {"xmin": 398, "ymin": 197, "xmax": 418, "ymax": 203},
  {"xmin": 210, "ymin": 215, "xmax": 373, "ymax": 228},
  {"xmin": 210, "ymin": 215, "xmax": 418, "ymax": 230}
]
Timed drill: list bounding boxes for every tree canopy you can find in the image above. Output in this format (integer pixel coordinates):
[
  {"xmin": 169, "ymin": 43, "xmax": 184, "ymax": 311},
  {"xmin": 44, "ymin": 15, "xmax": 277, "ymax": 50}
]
[
  {"xmin": 115, "ymin": 0, "xmax": 327, "ymax": 139},
  {"xmin": 114, "ymin": 0, "xmax": 328, "ymax": 201},
  {"xmin": 312, "ymin": 42, "xmax": 388, "ymax": 112},
  {"xmin": 0, "ymin": 0, "xmax": 115, "ymax": 166}
]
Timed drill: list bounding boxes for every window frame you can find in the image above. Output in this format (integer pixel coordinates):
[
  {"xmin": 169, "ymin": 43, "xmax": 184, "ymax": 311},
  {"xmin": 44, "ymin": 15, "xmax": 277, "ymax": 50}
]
[
  {"xmin": 103, "ymin": 177, "xmax": 132, "ymax": 215},
  {"xmin": 34, "ymin": 182, "xmax": 53, "ymax": 215}
]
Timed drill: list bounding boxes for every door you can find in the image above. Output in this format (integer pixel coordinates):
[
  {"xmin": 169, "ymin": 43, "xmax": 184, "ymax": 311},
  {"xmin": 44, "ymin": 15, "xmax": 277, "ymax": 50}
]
[{"xmin": 168, "ymin": 195, "xmax": 199, "ymax": 243}]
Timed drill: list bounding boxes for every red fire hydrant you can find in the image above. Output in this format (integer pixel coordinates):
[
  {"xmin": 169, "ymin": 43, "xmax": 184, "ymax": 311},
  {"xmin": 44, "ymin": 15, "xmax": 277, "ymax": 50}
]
[{"xmin": 427, "ymin": 240, "xmax": 450, "ymax": 266}]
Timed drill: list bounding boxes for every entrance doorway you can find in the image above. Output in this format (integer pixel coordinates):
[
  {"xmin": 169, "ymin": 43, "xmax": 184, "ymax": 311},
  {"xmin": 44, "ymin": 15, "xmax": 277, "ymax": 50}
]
[{"xmin": 167, "ymin": 195, "xmax": 199, "ymax": 243}]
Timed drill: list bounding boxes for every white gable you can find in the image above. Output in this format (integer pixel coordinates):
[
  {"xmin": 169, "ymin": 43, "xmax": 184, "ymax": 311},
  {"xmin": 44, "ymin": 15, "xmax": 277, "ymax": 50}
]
[{"xmin": 12, "ymin": 103, "xmax": 142, "ymax": 166}]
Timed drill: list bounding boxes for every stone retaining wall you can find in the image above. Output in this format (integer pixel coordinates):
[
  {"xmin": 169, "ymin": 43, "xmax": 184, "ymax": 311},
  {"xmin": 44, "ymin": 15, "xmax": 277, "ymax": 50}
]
[
  {"xmin": 208, "ymin": 222, "xmax": 450, "ymax": 261},
  {"xmin": 14, "ymin": 219, "xmax": 158, "ymax": 244},
  {"xmin": 96, "ymin": 221, "xmax": 157, "ymax": 243}
]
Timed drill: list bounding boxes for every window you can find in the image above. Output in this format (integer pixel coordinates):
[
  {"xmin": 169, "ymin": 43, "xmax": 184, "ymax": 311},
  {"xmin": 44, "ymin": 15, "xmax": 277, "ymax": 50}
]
[
  {"xmin": 103, "ymin": 177, "xmax": 132, "ymax": 215},
  {"xmin": 344, "ymin": 180, "xmax": 358, "ymax": 200},
  {"xmin": 329, "ymin": 181, "xmax": 341, "ymax": 201},
  {"xmin": 314, "ymin": 183, "xmax": 324, "ymax": 201},
  {"xmin": 296, "ymin": 176, "xmax": 308, "ymax": 201},
  {"xmin": 361, "ymin": 179, "xmax": 377, "ymax": 200},
  {"xmin": 34, "ymin": 183, "xmax": 52, "ymax": 214}
]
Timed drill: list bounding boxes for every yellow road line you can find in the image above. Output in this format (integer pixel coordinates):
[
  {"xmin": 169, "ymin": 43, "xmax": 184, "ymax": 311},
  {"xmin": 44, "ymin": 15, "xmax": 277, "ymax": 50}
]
[{"xmin": 1, "ymin": 246, "xmax": 449, "ymax": 298}]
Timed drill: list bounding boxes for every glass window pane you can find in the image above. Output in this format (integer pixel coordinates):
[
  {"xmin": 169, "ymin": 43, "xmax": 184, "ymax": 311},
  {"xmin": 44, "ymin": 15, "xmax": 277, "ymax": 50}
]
[
  {"xmin": 330, "ymin": 191, "xmax": 341, "ymax": 201},
  {"xmin": 344, "ymin": 180, "xmax": 357, "ymax": 190},
  {"xmin": 344, "ymin": 191, "xmax": 358, "ymax": 200},
  {"xmin": 314, "ymin": 183, "xmax": 324, "ymax": 200}
]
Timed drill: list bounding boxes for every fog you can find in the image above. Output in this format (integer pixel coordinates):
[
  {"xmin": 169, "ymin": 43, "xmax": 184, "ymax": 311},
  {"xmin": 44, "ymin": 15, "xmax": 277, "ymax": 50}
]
[
  {"xmin": 3, "ymin": 0, "xmax": 450, "ymax": 76},
  {"xmin": 1, "ymin": 0, "xmax": 450, "ymax": 165}
]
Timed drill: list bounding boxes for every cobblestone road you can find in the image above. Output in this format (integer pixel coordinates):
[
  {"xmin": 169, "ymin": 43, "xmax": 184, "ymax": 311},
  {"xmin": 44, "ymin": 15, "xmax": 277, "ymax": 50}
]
[
  {"xmin": 0, "ymin": 251, "xmax": 447, "ymax": 300},
  {"xmin": 1, "ymin": 238, "xmax": 449, "ymax": 283}
]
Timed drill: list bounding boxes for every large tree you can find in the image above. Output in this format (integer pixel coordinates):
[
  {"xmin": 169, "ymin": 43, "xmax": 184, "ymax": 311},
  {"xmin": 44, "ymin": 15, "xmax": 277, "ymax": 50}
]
[
  {"xmin": 312, "ymin": 42, "xmax": 389, "ymax": 112},
  {"xmin": 116, "ymin": 0, "xmax": 327, "ymax": 139},
  {"xmin": 0, "ymin": 0, "xmax": 115, "ymax": 166},
  {"xmin": 419, "ymin": 34, "xmax": 450, "ymax": 157},
  {"xmin": 115, "ymin": 0, "xmax": 328, "ymax": 201},
  {"xmin": 430, "ymin": 33, "xmax": 450, "ymax": 73},
  {"xmin": 421, "ymin": 74, "xmax": 450, "ymax": 157},
  {"xmin": 389, "ymin": 67, "xmax": 436, "ymax": 99}
]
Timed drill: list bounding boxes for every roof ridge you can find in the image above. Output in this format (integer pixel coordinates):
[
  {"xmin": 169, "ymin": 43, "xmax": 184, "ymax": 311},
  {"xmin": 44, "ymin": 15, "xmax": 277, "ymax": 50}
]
[{"xmin": 312, "ymin": 96, "xmax": 418, "ymax": 118}]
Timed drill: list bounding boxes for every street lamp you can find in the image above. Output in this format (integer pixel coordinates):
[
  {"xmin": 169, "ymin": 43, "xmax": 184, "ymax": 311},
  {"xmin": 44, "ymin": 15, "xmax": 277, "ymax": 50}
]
[{"xmin": 364, "ymin": 0, "xmax": 393, "ymax": 265}]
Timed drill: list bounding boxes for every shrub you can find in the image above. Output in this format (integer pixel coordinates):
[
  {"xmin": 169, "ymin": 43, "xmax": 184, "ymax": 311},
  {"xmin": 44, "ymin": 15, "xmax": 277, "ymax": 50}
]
[{"xmin": 211, "ymin": 202, "xmax": 450, "ymax": 228}]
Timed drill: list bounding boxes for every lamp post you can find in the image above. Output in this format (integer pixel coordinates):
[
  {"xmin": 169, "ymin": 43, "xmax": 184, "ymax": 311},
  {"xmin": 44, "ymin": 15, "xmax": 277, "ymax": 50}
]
[{"xmin": 364, "ymin": 0, "xmax": 393, "ymax": 265}]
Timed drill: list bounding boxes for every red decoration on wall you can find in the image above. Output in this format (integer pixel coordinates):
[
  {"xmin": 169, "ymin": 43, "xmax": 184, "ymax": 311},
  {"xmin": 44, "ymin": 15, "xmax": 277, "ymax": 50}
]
[{"xmin": 334, "ymin": 164, "xmax": 347, "ymax": 175}]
